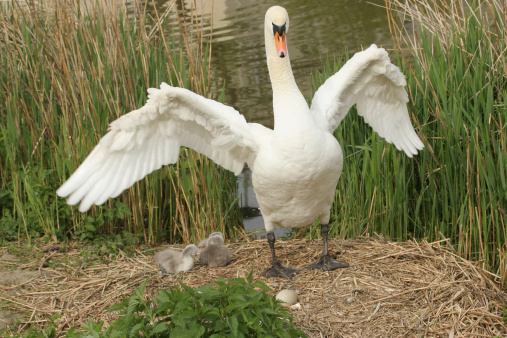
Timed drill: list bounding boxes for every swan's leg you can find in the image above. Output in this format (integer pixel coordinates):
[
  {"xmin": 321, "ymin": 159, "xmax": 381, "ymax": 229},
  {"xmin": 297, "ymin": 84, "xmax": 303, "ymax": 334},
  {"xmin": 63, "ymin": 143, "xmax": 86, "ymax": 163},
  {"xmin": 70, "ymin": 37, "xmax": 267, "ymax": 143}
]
[
  {"xmin": 305, "ymin": 224, "xmax": 349, "ymax": 270},
  {"xmin": 264, "ymin": 232, "xmax": 300, "ymax": 279}
]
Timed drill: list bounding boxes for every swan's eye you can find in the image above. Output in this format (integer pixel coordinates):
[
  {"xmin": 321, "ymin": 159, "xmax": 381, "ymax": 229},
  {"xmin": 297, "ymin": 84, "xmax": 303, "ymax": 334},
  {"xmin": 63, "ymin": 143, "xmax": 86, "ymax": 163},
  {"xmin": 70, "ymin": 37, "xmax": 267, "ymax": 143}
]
[{"xmin": 272, "ymin": 23, "xmax": 286, "ymax": 37}]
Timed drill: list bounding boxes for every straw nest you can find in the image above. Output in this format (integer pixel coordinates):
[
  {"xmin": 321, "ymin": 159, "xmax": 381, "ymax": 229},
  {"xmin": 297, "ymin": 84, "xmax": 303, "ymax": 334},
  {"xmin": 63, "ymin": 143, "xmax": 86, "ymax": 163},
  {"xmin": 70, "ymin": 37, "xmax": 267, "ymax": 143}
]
[{"xmin": 1, "ymin": 237, "xmax": 506, "ymax": 337}]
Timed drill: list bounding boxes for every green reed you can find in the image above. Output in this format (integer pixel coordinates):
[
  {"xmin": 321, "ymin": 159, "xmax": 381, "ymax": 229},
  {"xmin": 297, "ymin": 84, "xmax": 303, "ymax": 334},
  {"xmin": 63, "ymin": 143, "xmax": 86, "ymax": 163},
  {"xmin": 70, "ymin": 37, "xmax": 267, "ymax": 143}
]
[
  {"xmin": 0, "ymin": 1, "xmax": 243, "ymax": 245},
  {"xmin": 309, "ymin": 0, "xmax": 506, "ymax": 284}
]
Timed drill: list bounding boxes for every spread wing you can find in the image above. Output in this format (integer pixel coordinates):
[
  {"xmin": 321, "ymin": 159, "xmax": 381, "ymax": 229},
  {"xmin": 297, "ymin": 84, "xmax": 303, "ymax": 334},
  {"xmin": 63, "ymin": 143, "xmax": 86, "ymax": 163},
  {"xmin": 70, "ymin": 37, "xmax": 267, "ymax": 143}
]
[
  {"xmin": 310, "ymin": 44, "xmax": 424, "ymax": 157},
  {"xmin": 57, "ymin": 83, "xmax": 267, "ymax": 212}
]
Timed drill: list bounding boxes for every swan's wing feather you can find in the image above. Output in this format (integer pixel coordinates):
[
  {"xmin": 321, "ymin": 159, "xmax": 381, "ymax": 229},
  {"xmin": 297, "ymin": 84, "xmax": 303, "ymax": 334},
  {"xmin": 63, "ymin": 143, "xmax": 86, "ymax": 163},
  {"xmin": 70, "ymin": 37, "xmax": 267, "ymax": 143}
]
[
  {"xmin": 310, "ymin": 44, "xmax": 423, "ymax": 157},
  {"xmin": 57, "ymin": 83, "xmax": 264, "ymax": 212}
]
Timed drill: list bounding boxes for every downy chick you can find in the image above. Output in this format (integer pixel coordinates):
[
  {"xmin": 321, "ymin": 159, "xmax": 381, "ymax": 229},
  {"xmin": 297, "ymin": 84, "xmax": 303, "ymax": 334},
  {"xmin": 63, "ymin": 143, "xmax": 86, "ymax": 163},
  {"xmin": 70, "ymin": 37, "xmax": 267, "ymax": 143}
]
[
  {"xmin": 199, "ymin": 235, "xmax": 232, "ymax": 267},
  {"xmin": 155, "ymin": 244, "xmax": 197, "ymax": 274}
]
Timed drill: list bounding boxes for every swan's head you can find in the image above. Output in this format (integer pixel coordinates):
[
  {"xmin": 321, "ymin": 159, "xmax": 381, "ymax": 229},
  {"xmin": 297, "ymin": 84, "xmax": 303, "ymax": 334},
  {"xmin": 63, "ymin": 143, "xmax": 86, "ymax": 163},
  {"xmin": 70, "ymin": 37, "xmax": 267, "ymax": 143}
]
[
  {"xmin": 182, "ymin": 244, "xmax": 197, "ymax": 257},
  {"xmin": 265, "ymin": 6, "xmax": 289, "ymax": 58}
]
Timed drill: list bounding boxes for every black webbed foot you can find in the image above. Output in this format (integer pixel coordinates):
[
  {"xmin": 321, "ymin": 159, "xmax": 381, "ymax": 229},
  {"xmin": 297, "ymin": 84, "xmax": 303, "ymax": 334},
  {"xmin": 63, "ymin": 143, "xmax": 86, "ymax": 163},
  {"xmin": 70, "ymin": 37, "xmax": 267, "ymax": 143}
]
[
  {"xmin": 305, "ymin": 254, "xmax": 349, "ymax": 271},
  {"xmin": 264, "ymin": 260, "xmax": 300, "ymax": 279}
]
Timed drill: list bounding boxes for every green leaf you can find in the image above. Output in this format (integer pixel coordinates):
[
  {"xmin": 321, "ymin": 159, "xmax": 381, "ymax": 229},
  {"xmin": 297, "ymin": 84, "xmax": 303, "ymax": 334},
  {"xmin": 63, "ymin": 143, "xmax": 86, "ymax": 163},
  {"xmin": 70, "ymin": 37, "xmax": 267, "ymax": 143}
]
[
  {"xmin": 106, "ymin": 303, "xmax": 126, "ymax": 312},
  {"xmin": 150, "ymin": 322, "xmax": 171, "ymax": 335},
  {"xmin": 251, "ymin": 281, "xmax": 271, "ymax": 292},
  {"xmin": 228, "ymin": 315, "xmax": 239, "ymax": 336},
  {"xmin": 170, "ymin": 325, "xmax": 205, "ymax": 338}
]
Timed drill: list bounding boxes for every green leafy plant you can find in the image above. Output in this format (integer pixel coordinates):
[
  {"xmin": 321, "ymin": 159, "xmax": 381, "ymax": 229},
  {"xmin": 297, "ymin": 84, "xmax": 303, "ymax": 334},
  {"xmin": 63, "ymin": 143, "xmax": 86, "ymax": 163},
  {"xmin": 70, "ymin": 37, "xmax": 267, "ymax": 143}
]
[
  {"xmin": 12, "ymin": 314, "xmax": 62, "ymax": 338},
  {"xmin": 46, "ymin": 272, "xmax": 306, "ymax": 337}
]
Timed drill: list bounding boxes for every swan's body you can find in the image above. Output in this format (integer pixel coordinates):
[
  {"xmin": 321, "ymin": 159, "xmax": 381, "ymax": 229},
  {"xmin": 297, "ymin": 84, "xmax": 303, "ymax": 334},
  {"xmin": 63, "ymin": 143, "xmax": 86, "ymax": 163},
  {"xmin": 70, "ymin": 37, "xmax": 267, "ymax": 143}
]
[
  {"xmin": 155, "ymin": 244, "xmax": 197, "ymax": 274},
  {"xmin": 253, "ymin": 128, "xmax": 342, "ymax": 232},
  {"xmin": 57, "ymin": 6, "xmax": 423, "ymax": 278},
  {"xmin": 199, "ymin": 235, "xmax": 232, "ymax": 267}
]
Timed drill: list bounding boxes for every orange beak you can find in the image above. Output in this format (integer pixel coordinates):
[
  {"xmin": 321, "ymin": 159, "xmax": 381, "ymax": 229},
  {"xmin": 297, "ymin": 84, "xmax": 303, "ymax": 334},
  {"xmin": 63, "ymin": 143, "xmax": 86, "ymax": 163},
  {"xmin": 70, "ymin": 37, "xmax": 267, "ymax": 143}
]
[{"xmin": 274, "ymin": 31, "xmax": 287, "ymax": 58}]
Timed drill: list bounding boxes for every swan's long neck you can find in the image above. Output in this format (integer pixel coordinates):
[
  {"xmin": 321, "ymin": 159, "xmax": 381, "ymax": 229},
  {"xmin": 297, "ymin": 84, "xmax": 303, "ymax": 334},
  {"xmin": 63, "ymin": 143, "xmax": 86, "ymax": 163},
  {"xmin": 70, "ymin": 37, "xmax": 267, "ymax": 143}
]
[
  {"xmin": 266, "ymin": 55, "xmax": 299, "ymax": 94},
  {"xmin": 264, "ymin": 21, "xmax": 300, "ymax": 96},
  {"xmin": 264, "ymin": 6, "xmax": 311, "ymax": 133},
  {"xmin": 265, "ymin": 37, "xmax": 310, "ymax": 132}
]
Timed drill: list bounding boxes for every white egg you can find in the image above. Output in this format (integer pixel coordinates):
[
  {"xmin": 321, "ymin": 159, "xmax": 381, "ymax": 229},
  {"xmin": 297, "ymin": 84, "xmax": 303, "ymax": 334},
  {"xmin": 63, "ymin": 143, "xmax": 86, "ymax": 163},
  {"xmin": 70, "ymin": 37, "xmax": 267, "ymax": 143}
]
[{"xmin": 276, "ymin": 289, "xmax": 298, "ymax": 305}]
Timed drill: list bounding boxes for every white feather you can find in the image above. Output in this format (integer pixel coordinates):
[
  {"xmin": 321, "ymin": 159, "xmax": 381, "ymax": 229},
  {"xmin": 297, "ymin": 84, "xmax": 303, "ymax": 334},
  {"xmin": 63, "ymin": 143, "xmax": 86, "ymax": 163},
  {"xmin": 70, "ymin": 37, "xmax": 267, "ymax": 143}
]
[
  {"xmin": 311, "ymin": 44, "xmax": 423, "ymax": 157},
  {"xmin": 58, "ymin": 85, "xmax": 264, "ymax": 211}
]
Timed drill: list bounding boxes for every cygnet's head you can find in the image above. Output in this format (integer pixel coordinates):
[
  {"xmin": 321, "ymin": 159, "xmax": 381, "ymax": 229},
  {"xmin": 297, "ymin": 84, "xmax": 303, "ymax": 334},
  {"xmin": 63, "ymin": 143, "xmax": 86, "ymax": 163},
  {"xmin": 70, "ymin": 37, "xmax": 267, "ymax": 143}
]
[
  {"xmin": 207, "ymin": 236, "xmax": 225, "ymax": 246},
  {"xmin": 198, "ymin": 232, "xmax": 224, "ymax": 248},
  {"xmin": 182, "ymin": 244, "xmax": 197, "ymax": 257},
  {"xmin": 209, "ymin": 232, "xmax": 223, "ymax": 239}
]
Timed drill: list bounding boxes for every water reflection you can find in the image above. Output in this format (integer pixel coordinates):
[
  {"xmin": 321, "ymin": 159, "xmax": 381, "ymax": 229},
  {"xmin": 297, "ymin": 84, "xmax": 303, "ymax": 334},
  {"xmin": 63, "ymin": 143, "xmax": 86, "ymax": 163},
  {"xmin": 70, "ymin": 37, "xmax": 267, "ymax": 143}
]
[
  {"xmin": 129, "ymin": 0, "xmax": 403, "ymax": 237},
  {"xmin": 201, "ymin": 0, "xmax": 397, "ymax": 127},
  {"xmin": 136, "ymin": 0, "xmax": 398, "ymax": 126}
]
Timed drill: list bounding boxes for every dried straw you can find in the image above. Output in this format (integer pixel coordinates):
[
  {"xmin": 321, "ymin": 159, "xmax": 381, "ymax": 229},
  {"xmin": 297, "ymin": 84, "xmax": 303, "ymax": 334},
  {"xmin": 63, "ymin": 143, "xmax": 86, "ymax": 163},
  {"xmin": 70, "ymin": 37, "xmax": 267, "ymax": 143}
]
[{"xmin": 1, "ymin": 237, "xmax": 506, "ymax": 337}]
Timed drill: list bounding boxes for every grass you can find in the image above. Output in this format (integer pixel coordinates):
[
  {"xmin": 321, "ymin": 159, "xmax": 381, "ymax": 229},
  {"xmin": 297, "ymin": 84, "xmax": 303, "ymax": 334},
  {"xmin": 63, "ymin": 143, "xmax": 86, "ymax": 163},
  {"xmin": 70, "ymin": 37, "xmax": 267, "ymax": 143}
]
[
  {"xmin": 0, "ymin": 0, "xmax": 244, "ymax": 245},
  {"xmin": 307, "ymin": 0, "xmax": 506, "ymax": 285}
]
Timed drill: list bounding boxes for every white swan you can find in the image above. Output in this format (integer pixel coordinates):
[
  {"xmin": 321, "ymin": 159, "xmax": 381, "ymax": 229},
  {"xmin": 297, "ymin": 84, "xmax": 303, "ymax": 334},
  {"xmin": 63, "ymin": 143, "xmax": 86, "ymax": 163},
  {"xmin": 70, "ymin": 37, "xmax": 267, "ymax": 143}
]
[{"xmin": 57, "ymin": 6, "xmax": 423, "ymax": 278}]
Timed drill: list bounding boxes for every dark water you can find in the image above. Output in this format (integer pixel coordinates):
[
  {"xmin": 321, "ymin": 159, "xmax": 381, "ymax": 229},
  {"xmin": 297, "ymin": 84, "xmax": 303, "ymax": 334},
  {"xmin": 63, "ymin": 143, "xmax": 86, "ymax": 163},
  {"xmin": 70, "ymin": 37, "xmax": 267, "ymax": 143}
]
[
  {"xmin": 139, "ymin": 0, "xmax": 404, "ymax": 237},
  {"xmin": 205, "ymin": 0, "xmax": 397, "ymax": 127},
  {"xmin": 136, "ymin": 0, "xmax": 399, "ymax": 126}
]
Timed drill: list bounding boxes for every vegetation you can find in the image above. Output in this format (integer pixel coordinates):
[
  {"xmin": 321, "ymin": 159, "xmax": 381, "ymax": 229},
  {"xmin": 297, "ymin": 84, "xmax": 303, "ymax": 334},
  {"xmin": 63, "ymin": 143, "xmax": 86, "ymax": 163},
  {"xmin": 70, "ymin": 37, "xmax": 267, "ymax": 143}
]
[
  {"xmin": 308, "ymin": 0, "xmax": 506, "ymax": 285},
  {"xmin": 0, "ymin": 1, "xmax": 243, "ymax": 245},
  {"xmin": 0, "ymin": 0, "xmax": 505, "ymax": 335},
  {"xmin": 0, "ymin": 0, "xmax": 504, "ymax": 288},
  {"xmin": 14, "ymin": 273, "xmax": 305, "ymax": 338}
]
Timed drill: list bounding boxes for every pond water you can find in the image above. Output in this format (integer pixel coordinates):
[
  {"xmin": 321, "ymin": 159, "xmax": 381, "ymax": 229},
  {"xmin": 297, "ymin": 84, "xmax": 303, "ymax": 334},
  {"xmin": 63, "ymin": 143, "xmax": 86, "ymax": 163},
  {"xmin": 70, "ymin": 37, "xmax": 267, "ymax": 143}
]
[
  {"xmin": 139, "ymin": 0, "xmax": 406, "ymax": 237},
  {"xmin": 144, "ymin": 0, "xmax": 400, "ymax": 126}
]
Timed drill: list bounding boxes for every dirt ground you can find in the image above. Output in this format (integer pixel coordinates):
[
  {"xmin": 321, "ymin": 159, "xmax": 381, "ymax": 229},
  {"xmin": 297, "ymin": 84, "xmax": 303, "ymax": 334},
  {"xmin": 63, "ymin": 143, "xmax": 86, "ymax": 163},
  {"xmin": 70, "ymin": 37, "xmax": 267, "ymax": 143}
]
[{"xmin": 1, "ymin": 237, "xmax": 506, "ymax": 337}]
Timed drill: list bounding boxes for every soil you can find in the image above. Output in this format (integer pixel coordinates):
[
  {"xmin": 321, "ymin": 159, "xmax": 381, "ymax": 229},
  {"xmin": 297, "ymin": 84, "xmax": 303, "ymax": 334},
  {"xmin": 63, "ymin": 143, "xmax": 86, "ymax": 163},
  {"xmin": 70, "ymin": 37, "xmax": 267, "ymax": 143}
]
[{"xmin": 0, "ymin": 237, "xmax": 506, "ymax": 337}]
